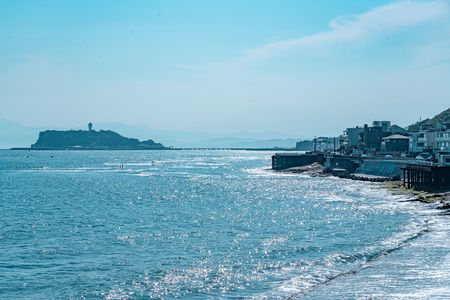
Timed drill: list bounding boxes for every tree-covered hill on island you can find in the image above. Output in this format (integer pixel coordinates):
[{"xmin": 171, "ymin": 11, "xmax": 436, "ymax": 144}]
[
  {"xmin": 31, "ymin": 129, "xmax": 167, "ymax": 150},
  {"xmin": 408, "ymin": 107, "xmax": 450, "ymax": 131}
]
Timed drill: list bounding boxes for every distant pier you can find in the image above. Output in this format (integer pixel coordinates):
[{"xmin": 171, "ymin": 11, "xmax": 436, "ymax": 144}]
[{"xmin": 402, "ymin": 164, "xmax": 450, "ymax": 191}]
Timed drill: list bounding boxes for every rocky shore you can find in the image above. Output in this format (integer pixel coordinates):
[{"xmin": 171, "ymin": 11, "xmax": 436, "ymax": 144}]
[
  {"xmin": 383, "ymin": 180, "xmax": 450, "ymax": 206},
  {"xmin": 279, "ymin": 162, "xmax": 398, "ymax": 181},
  {"xmin": 278, "ymin": 162, "xmax": 450, "ymax": 209},
  {"xmin": 279, "ymin": 162, "xmax": 329, "ymax": 177}
]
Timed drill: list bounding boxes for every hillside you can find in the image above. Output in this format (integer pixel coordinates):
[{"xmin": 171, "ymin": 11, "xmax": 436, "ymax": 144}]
[
  {"xmin": 30, "ymin": 130, "xmax": 167, "ymax": 150},
  {"xmin": 408, "ymin": 107, "xmax": 450, "ymax": 131},
  {"xmin": 295, "ymin": 140, "xmax": 314, "ymax": 151}
]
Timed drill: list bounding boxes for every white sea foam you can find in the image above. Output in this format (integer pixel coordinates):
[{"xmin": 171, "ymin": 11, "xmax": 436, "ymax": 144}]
[
  {"xmin": 105, "ymin": 162, "xmax": 156, "ymax": 167},
  {"xmin": 252, "ymin": 182, "xmax": 440, "ymax": 300},
  {"xmin": 243, "ymin": 167, "xmax": 299, "ymax": 177},
  {"xmin": 135, "ymin": 172, "xmax": 157, "ymax": 177}
]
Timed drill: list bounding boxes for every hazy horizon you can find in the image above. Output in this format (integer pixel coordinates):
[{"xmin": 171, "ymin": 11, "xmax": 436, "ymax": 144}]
[
  {"xmin": 2, "ymin": 0, "xmax": 450, "ymax": 138},
  {"xmin": 0, "ymin": 117, "xmax": 307, "ymax": 148}
]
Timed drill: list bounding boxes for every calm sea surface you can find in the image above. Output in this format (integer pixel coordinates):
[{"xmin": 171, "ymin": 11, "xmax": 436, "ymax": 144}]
[{"xmin": 1, "ymin": 150, "xmax": 450, "ymax": 299}]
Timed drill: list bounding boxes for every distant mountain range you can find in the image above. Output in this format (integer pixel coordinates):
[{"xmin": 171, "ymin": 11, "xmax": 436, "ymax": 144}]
[
  {"xmin": 0, "ymin": 119, "xmax": 44, "ymax": 149},
  {"xmin": 0, "ymin": 119, "xmax": 301, "ymax": 149},
  {"xmin": 172, "ymin": 137, "xmax": 300, "ymax": 149}
]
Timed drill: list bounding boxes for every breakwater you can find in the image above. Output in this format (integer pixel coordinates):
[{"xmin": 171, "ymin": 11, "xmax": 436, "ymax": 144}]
[
  {"xmin": 272, "ymin": 153, "xmax": 450, "ymax": 190},
  {"xmin": 272, "ymin": 153, "xmax": 409, "ymax": 177},
  {"xmin": 271, "ymin": 153, "xmax": 324, "ymax": 170},
  {"xmin": 328, "ymin": 156, "xmax": 409, "ymax": 178}
]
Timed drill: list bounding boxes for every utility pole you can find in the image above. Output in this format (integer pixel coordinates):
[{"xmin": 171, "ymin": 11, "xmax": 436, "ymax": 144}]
[
  {"xmin": 314, "ymin": 137, "xmax": 317, "ymax": 153},
  {"xmin": 334, "ymin": 138, "xmax": 336, "ymax": 154}
]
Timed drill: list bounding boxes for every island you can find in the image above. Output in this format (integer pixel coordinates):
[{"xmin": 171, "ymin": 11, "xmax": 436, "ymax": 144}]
[{"xmin": 16, "ymin": 123, "xmax": 168, "ymax": 150}]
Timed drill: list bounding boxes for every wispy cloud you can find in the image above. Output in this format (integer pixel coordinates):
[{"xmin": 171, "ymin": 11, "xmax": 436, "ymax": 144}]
[{"xmin": 240, "ymin": 0, "xmax": 449, "ymax": 62}]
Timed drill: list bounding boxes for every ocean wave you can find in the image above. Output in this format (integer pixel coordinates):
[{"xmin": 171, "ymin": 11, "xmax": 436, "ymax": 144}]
[
  {"xmin": 243, "ymin": 167, "xmax": 298, "ymax": 177},
  {"xmin": 104, "ymin": 162, "xmax": 156, "ymax": 167},
  {"xmin": 18, "ymin": 166, "xmax": 138, "ymax": 174},
  {"xmin": 256, "ymin": 218, "xmax": 430, "ymax": 299},
  {"xmin": 105, "ymin": 218, "xmax": 430, "ymax": 300},
  {"xmin": 135, "ymin": 172, "xmax": 157, "ymax": 177}
]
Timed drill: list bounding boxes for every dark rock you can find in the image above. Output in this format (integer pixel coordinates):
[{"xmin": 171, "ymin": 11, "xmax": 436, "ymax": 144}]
[{"xmin": 437, "ymin": 202, "xmax": 450, "ymax": 210}]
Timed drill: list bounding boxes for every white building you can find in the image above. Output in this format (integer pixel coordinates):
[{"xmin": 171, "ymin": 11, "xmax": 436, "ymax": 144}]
[
  {"xmin": 409, "ymin": 122, "xmax": 450, "ymax": 165},
  {"xmin": 313, "ymin": 136, "xmax": 341, "ymax": 152},
  {"xmin": 409, "ymin": 131, "xmax": 432, "ymax": 153},
  {"xmin": 435, "ymin": 131, "xmax": 450, "ymax": 151}
]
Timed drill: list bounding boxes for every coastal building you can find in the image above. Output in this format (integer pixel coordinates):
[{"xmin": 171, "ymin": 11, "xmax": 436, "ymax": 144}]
[
  {"xmin": 409, "ymin": 123, "xmax": 449, "ymax": 153},
  {"xmin": 408, "ymin": 122, "xmax": 450, "ymax": 165},
  {"xmin": 435, "ymin": 127, "xmax": 450, "ymax": 151},
  {"xmin": 389, "ymin": 124, "xmax": 408, "ymax": 135},
  {"xmin": 435, "ymin": 122, "xmax": 450, "ymax": 165},
  {"xmin": 409, "ymin": 131, "xmax": 431, "ymax": 153},
  {"xmin": 345, "ymin": 121, "xmax": 406, "ymax": 152},
  {"xmin": 319, "ymin": 108, "xmax": 447, "ymax": 163},
  {"xmin": 381, "ymin": 134, "xmax": 410, "ymax": 152},
  {"xmin": 372, "ymin": 120, "xmax": 391, "ymax": 132},
  {"xmin": 362, "ymin": 124, "xmax": 391, "ymax": 151},
  {"xmin": 345, "ymin": 127, "xmax": 364, "ymax": 148},
  {"xmin": 313, "ymin": 136, "xmax": 341, "ymax": 153}
]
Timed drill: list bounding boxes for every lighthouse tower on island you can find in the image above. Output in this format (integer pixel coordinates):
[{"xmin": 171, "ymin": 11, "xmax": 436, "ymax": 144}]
[{"xmin": 88, "ymin": 122, "xmax": 93, "ymax": 131}]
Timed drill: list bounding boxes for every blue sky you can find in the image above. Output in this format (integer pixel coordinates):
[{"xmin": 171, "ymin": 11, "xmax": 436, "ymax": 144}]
[{"xmin": 1, "ymin": 0, "xmax": 449, "ymax": 138}]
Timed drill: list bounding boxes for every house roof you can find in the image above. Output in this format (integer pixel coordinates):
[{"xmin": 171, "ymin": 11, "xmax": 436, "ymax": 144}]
[
  {"xmin": 390, "ymin": 124, "xmax": 406, "ymax": 130},
  {"xmin": 382, "ymin": 134, "xmax": 410, "ymax": 140}
]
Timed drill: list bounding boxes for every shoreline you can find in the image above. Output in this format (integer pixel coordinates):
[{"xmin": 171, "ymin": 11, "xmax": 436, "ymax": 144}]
[
  {"xmin": 382, "ymin": 180, "xmax": 450, "ymax": 206},
  {"xmin": 277, "ymin": 164, "xmax": 450, "ymax": 208},
  {"xmin": 7, "ymin": 148, "xmax": 297, "ymax": 151}
]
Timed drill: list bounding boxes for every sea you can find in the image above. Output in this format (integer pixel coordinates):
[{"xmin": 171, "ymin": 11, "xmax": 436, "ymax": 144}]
[{"xmin": 1, "ymin": 150, "xmax": 450, "ymax": 299}]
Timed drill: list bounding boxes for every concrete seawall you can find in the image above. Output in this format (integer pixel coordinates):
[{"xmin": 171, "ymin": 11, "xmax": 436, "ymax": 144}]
[
  {"xmin": 356, "ymin": 159, "xmax": 408, "ymax": 177},
  {"xmin": 325, "ymin": 156, "xmax": 408, "ymax": 177},
  {"xmin": 272, "ymin": 153, "xmax": 324, "ymax": 170},
  {"xmin": 273, "ymin": 153, "xmax": 410, "ymax": 178},
  {"xmin": 272, "ymin": 153, "xmax": 449, "ymax": 190},
  {"xmin": 325, "ymin": 156, "xmax": 361, "ymax": 173}
]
